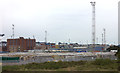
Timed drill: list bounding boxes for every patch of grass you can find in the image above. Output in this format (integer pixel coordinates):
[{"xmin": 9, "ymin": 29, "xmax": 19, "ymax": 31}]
[
  {"xmin": 23, "ymin": 61, "xmax": 86, "ymax": 70},
  {"xmin": 92, "ymin": 59, "xmax": 113, "ymax": 66},
  {"xmin": 2, "ymin": 60, "xmax": 118, "ymax": 71},
  {"xmin": 2, "ymin": 65, "xmax": 20, "ymax": 71}
]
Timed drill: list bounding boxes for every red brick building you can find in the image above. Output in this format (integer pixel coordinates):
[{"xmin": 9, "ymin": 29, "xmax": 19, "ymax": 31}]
[{"xmin": 7, "ymin": 37, "xmax": 36, "ymax": 52}]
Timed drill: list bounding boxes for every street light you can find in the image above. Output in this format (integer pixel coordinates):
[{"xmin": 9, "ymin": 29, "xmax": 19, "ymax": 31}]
[{"xmin": 0, "ymin": 34, "xmax": 5, "ymax": 37}]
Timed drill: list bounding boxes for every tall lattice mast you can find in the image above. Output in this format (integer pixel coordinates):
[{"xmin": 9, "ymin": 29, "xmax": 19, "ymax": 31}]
[
  {"xmin": 12, "ymin": 24, "xmax": 14, "ymax": 39},
  {"xmin": 90, "ymin": 2, "xmax": 96, "ymax": 47},
  {"xmin": 45, "ymin": 30, "xmax": 47, "ymax": 49},
  {"xmin": 102, "ymin": 33, "xmax": 103, "ymax": 45},
  {"xmin": 12, "ymin": 24, "xmax": 14, "ymax": 52},
  {"xmin": 45, "ymin": 30, "xmax": 47, "ymax": 43},
  {"xmin": 103, "ymin": 28, "xmax": 106, "ymax": 45}
]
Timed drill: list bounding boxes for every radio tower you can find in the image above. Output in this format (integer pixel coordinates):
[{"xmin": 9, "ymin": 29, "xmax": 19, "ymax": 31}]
[{"xmin": 90, "ymin": 2, "xmax": 96, "ymax": 47}]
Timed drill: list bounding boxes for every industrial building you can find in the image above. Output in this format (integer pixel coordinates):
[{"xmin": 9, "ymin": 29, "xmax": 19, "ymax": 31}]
[{"xmin": 7, "ymin": 37, "xmax": 36, "ymax": 52}]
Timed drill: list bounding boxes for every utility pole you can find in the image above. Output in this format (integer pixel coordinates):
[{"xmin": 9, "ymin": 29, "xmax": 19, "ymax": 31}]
[
  {"xmin": 90, "ymin": 1, "xmax": 96, "ymax": 47},
  {"xmin": 12, "ymin": 24, "xmax": 14, "ymax": 52}
]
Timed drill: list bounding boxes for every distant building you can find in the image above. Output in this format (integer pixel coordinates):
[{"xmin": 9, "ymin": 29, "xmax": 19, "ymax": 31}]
[
  {"xmin": 7, "ymin": 37, "xmax": 36, "ymax": 52},
  {"xmin": 35, "ymin": 42, "xmax": 48, "ymax": 49},
  {"xmin": 35, "ymin": 42, "xmax": 55, "ymax": 49},
  {"xmin": 50, "ymin": 43, "xmax": 55, "ymax": 48}
]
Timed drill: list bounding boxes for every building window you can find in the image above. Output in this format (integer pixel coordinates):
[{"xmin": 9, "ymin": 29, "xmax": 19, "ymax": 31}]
[
  {"xmin": 27, "ymin": 40, "xmax": 29, "ymax": 46},
  {"xmin": 22, "ymin": 40, "xmax": 24, "ymax": 46},
  {"xmin": 10, "ymin": 40, "xmax": 12, "ymax": 45},
  {"xmin": 16, "ymin": 40, "xmax": 17, "ymax": 45},
  {"xmin": 30, "ymin": 40, "xmax": 32, "ymax": 47},
  {"xmin": 9, "ymin": 40, "xmax": 11, "ymax": 45},
  {"xmin": 13, "ymin": 40, "xmax": 15, "ymax": 45}
]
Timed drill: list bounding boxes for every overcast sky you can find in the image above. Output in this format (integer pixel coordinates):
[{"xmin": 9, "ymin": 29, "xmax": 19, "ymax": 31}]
[{"xmin": 0, "ymin": 0, "xmax": 119, "ymax": 44}]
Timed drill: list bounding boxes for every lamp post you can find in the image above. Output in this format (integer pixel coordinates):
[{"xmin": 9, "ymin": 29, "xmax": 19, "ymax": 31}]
[{"xmin": 0, "ymin": 34, "xmax": 5, "ymax": 37}]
